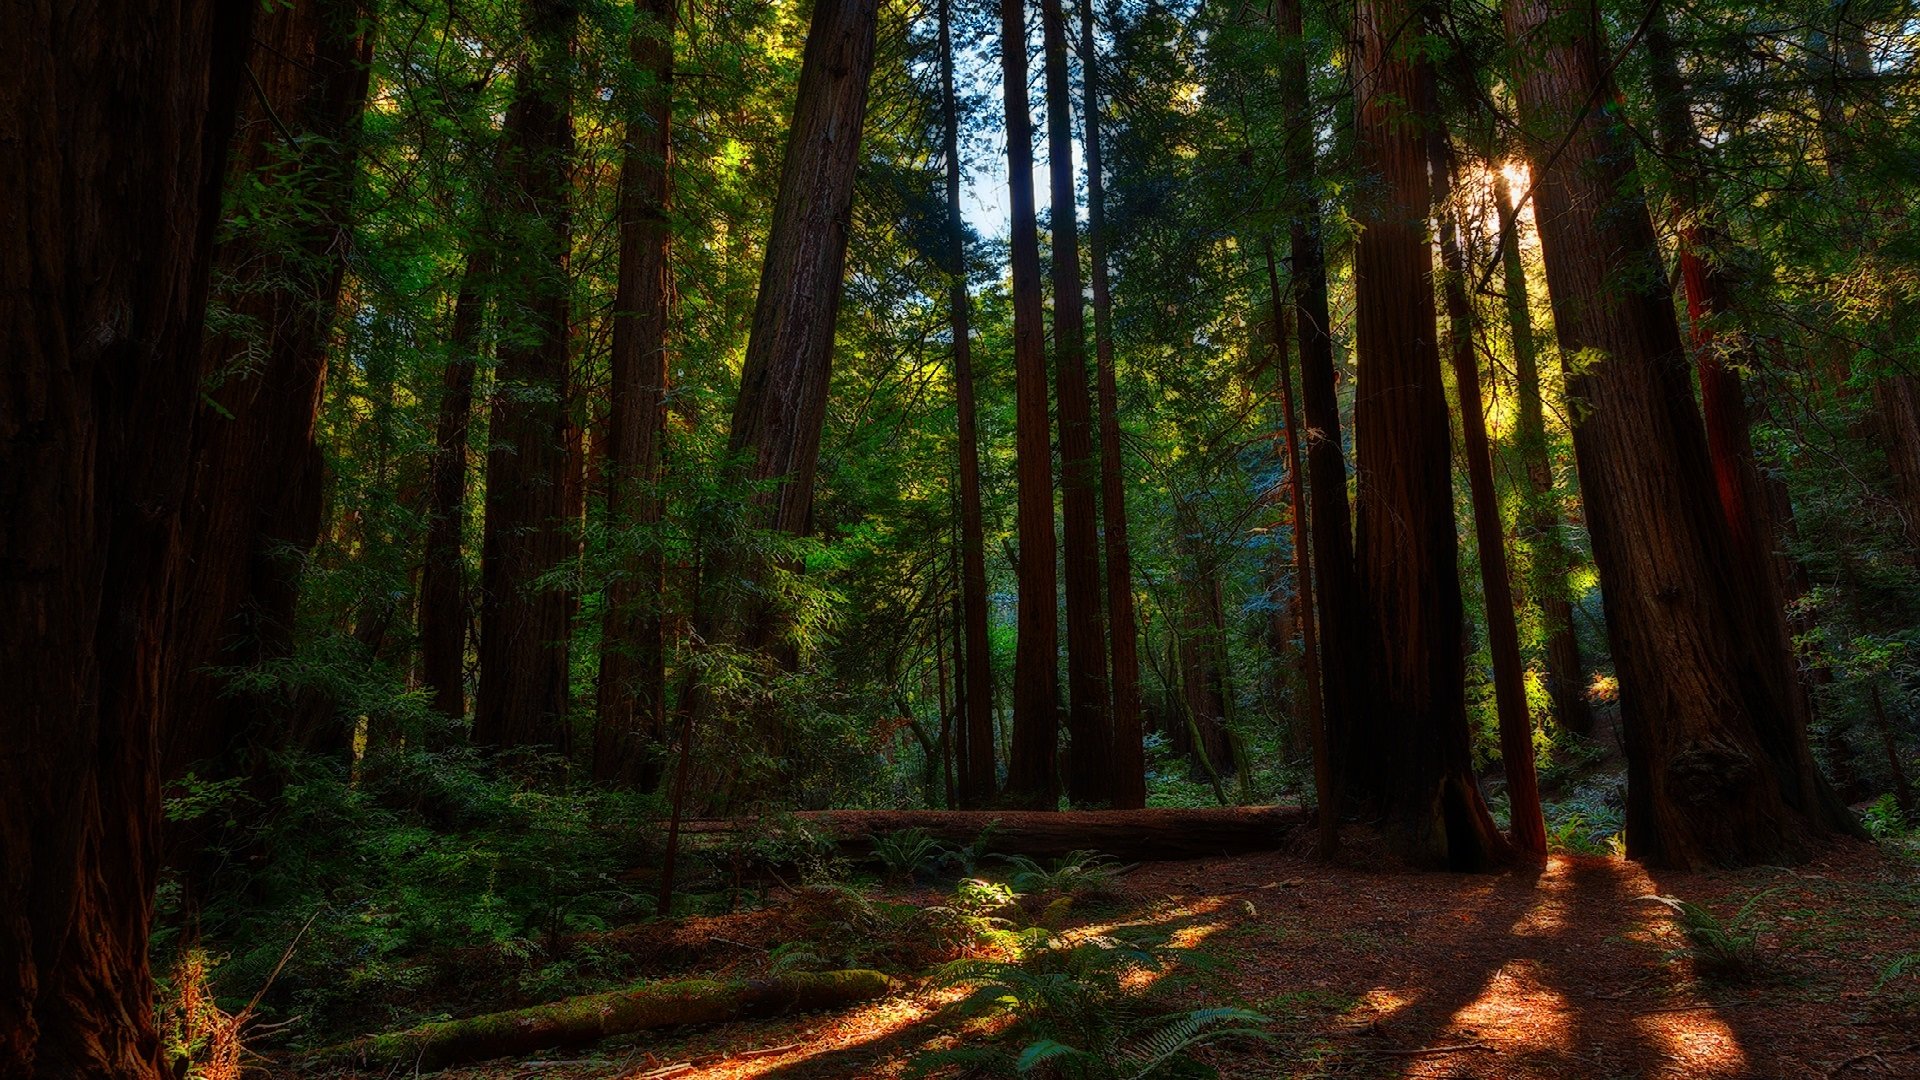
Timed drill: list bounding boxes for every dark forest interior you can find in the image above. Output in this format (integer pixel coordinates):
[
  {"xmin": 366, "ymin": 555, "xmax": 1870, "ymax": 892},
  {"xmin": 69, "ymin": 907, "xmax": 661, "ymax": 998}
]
[{"xmin": 5, "ymin": 0, "xmax": 1920, "ymax": 1076}]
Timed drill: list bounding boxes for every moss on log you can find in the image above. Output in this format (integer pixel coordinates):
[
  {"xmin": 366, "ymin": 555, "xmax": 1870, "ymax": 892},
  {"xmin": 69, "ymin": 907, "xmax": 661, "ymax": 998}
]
[
  {"xmin": 677, "ymin": 806, "xmax": 1310, "ymax": 862},
  {"xmin": 314, "ymin": 968, "xmax": 893, "ymax": 1072}
]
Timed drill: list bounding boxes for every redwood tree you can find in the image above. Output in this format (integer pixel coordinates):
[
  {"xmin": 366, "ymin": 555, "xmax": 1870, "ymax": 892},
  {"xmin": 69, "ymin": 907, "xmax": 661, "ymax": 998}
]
[
  {"xmin": 1350, "ymin": 0, "xmax": 1504, "ymax": 867},
  {"xmin": 1083, "ymin": 0, "xmax": 1147, "ymax": 810},
  {"xmin": 1042, "ymin": 0, "xmax": 1112, "ymax": 805},
  {"xmin": 164, "ymin": 0, "xmax": 376, "ymax": 779},
  {"xmin": 1264, "ymin": 247, "xmax": 1336, "ymax": 855},
  {"xmin": 596, "ymin": 0, "xmax": 676, "ymax": 789},
  {"xmin": 1274, "ymin": 0, "xmax": 1363, "ymax": 790},
  {"xmin": 1000, "ymin": 0, "xmax": 1063, "ymax": 809},
  {"xmin": 941, "ymin": 0, "xmax": 998, "ymax": 806},
  {"xmin": 421, "ymin": 249, "xmax": 492, "ymax": 722},
  {"xmin": 1503, "ymin": 0, "xmax": 1855, "ymax": 866},
  {"xmin": 1, "ymin": 2, "xmax": 252, "ymax": 1073},
  {"xmin": 475, "ymin": 0, "xmax": 581, "ymax": 753}
]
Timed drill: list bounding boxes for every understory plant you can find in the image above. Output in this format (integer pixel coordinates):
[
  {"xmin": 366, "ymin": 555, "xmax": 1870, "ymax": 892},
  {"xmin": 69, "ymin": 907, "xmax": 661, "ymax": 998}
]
[
  {"xmin": 909, "ymin": 928, "xmax": 1267, "ymax": 1079},
  {"xmin": 1642, "ymin": 889, "xmax": 1777, "ymax": 980}
]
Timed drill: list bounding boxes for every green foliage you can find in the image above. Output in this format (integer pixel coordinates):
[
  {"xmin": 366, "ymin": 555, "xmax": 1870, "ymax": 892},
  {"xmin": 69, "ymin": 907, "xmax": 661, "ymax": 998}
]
[
  {"xmin": 872, "ymin": 827, "xmax": 948, "ymax": 881},
  {"xmin": 995, "ymin": 851, "xmax": 1125, "ymax": 901},
  {"xmin": 910, "ymin": 929, "xmax": 1267, "ymax": 1079},
  {"xmin": 1861, "ymin": 794, "xmax": 1913, "ymax": 840},
  {"xmin": 1642, "ymin": 889, "xmax": 1779, "ymax": 980}
]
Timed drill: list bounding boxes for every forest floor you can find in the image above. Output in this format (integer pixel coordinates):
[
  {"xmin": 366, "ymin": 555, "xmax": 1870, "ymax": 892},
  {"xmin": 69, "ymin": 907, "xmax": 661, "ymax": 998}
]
[{"xmin": 304, "ymin": 835, "xmax": 1920, "ymax": 1080}]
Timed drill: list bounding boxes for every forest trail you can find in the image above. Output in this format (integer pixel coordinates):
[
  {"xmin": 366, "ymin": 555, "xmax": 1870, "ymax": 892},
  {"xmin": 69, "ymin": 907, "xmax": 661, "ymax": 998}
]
[{"xmin": 388, "ymin": 841, "xmax": 1920, "ymax": 1080}]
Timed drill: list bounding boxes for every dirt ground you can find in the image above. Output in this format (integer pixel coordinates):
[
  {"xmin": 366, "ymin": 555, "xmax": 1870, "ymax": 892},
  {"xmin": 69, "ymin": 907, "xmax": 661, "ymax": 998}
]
[{"xmin": 353, "ymin": 836, "xmax": 1920, "ymax": 1080}]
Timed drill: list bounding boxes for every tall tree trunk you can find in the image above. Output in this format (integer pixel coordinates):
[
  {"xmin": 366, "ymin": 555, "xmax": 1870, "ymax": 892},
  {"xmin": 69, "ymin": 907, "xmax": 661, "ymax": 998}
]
[
  {"xmin": 1642, "ymin": 7, "xmax": 1851, "ymax": 832},
  {"xmin": 679, "ymin": 0, "xmax": 879, "ymax": 811},
  {"xmin": 476, "ymin": 0, "xmax": 580, "ymax": 755},
  {"xmin": 1273, "ymin": 0, "xmax": 1363, "ymax": 793},
  {"xmin": 1000, "ymin": 0, "xmax": 1063, "ymax": 809},
  {"xmin": 1428, "ymin": 123, "xmax": 1548, "ymax": 856},
  {"xmin": 1491, "ymin": 170, "xmax": 1593, "ymax": 736},
  {"xmin": 1264, "ymin": 247, "xmax": 1336, "ymax": 855},
  {"xmin": 1350, "ymin": 0, "xmax": 1504, "ymax": 868},
  {"xmin": 596, "ymin": 0, "xmax": 675, "ymax": 789},
  {"xmin": 0, "ymin": 2, "xmax": 253, "ymax": 1074},
  {"xmin": 1503, "ymin": 0, "xmax": 1854, "ymax": 866},
  {"xmin": 942, "ymin": 0, "xmax": 998, "ymax": 807},
  {"xmin": 421, "ymin": 249, "xmax": 493, "ymax": 724},
  {"xmin": 1042, "ymin": 0, "xmax": 1111, "ymax": 806},
  {"xmin": 158, "ymin": 0, "xmax": 374, "ymax": 908},
  {"xmin": 1082, "ymin": 0, "xmax": 1146, "ymax": 810}
]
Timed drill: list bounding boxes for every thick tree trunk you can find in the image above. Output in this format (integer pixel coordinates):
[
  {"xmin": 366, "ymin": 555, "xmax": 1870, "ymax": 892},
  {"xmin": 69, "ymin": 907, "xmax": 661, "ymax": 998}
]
[
  {"xmin": 165, "ymin": 0, "xmax": 374, "ymax": 781},
  {"xmin": 1265, "ymin": 247, "xmax": 1336, "ymax": 855},
  {"xmin": 1042, "ymin": 0, "xmax": 1112, "ymax": 806},
  {"xmin": 1000, "ymin": 0, "xmax": 1063, "ymax": 809},
  {"xmin": 475, "ymin": 0, "xmax": 580, "ymax": 754},
  {"xmin": 674, "ymin": 807, "xmax": 1311, "ymax": 861},
  {"xmin": 0, "ymin": 3, "xmax": 253, "ymax": 1075},
  {"xmin": 725, "ymin": 0, "xmax": 879, "ymax": 538},
  {"xmin": 1082, "ymin": 0, "xmax": 1147, "ymax": 810},
  {"xmin": 678, "ymin": 0, "xmax": 879, "ymax": 810},
  {"xmin": 942, "ymin": 0, "xmax": 998, "ymax": 807},
  {"xmin": 1503, "ymin": 0, "xmax": 1854, "ymax": 866},
  {"xmin": 596, "ymin": 0, "xmax": 676, "ymax": 790},
  {"xmin": 421, "ymin": 250, "xmax": 492, "ymax": 723},
  {"xmin": 1274, "ymin": 0, "xmax": 1363, "ymax": 793},
  {"xmin": 1428, "ymin": 126, "xmax": 1548, "ymax": 856},
  {"xmin": 1491, "ymin": 171, "xmax": 1593, "ymax": 736},
  {"xmin": 1350, "ymin": 0, "xmax": 1504, "ymax": 868},
  {"xmin": 1642, "ymin": 9, "xmax": 1853, "ymax": 834}
]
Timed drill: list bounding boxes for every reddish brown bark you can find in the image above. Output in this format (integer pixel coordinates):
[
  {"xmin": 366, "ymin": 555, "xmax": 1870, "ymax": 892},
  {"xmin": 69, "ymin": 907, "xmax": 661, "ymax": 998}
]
[
  {"xmin": 725, "ymin": 0, "xmax": 879, "ymax": 539},
  {"xmin": 421, "ymin": 250, "xmax": 492, "ymax": 722},
  {"xmin": 1428, "ymin": 127, "xmax": 1548, "ymax": 856},
  {"xmin": 941, "ymin": 0, "xmax": 997, "ymax": 807},
  {"xmin": 1082, "ymin": 0, "xmax": 1147, "ymax": 809},
  {"xmin": 165, "ymin": 0, "xmax": 376, "ymax": 778},
  {"xmin": 0, "ymin": 2, "xmax": 253, "ymax": 1074},
  {"xmin": 1350, "ymin": 0, "xmax": 1504, "ymax": 867},
  {"xmin": 475, "ymin": 0, "xmax": 581, "ymax": 754},
  {"xmin": 596, "ymin": 0, "xmax": 676, "ymax": 789},
  {"xmin": 1265, "ymin": 247, "xmax": 1336, "ymax": 855},
  {"xmin": 1000, "ymin": 0, "xmax": 1063, "ymax": 809},
  {"xmin": 1491, "ymin": 171, "xmax": 1593, "ymax": 736},
  {"xmin": 1503, "ymin": 0, "xmax": 1853, "ymax": 866},
  {"xmin": 1042, "ymin": 0, "xmax": 1112, "ymax": 806},
  {"xmin": 1273, "ymin": 0, "xmax": 1363, "ymax": 792},
  {"xmin": 669, "ymin": 0, "xmax": 880, "ymax": 817}
]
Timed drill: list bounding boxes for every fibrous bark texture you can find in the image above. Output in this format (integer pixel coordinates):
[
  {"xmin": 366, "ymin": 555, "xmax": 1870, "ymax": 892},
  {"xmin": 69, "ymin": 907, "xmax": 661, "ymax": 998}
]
[
  {"xmin": 1082, "ymin": 0, "xmax": 1147, "ymax": 810},
  {"xmin": 1350, "ymin": 0, "xmax": 1504, "ymax": 868},
  {"xmin": 1042, "ymin": 0, "xmax": 1112, "ymax": 806},
  {"xmin": 941, "ymin": 0, "xmax": 998, "ymax": 807},
  {"xmin": 476, "ymin": 0, "xmax": 582, "ymax": 753},
  {"xmin": 1000, "ymin": 0, "xmax": 1063, "ymax": 809},
  {"xmin": 1503, "ymin": 0, "xmax": 1854, "ymax": 866},
  {"xmin": 0, "ymin": 2, "xmax": 253, "ymax": 1074},
  {"xmin": 596, "ymin": 0, "xmax": 676, "ymax": 790}
]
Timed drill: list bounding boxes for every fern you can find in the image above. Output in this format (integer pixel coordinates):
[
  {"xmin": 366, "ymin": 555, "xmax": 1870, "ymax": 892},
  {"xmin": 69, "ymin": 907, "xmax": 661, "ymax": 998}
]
[{"xmin": 1641, "ymin": 888, "xmax": 1778, "ymax": 978}]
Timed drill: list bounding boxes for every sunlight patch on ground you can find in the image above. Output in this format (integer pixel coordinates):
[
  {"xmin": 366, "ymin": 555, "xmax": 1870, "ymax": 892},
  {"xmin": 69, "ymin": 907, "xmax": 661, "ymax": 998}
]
[
  {"xmin": 1443, "ymin": 958, "xmax": 1576, "ymax": 1053},
  {"xmin": 1509, "ymin": 856, "xmax": 1578, "ymax": 937},
  {"xmin": 1630, "ymin": 1009, "xmax": 1751, "ymax": 1077}
]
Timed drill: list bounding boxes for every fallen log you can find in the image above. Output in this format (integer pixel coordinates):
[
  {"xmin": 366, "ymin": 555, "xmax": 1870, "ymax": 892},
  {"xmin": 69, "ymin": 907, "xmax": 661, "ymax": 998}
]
[
  {"xmin": 312, "ymin": 969, "xmax": 893, "ymax": 1073},
  {"xmin": 675, "ymin": 806, "xmax": 1309, "ymax": 863}
]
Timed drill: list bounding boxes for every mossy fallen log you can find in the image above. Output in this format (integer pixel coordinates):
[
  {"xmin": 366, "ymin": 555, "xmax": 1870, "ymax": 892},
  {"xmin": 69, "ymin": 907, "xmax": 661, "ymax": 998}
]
[
  {"xmin": 312, "ymin": 968, "xmax": 893, "ymax": 1072},
  {"xmin": 675, "ymin": 806, "xmax": 1310, "ymax": 862}
]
